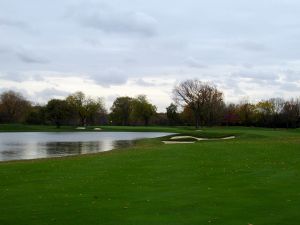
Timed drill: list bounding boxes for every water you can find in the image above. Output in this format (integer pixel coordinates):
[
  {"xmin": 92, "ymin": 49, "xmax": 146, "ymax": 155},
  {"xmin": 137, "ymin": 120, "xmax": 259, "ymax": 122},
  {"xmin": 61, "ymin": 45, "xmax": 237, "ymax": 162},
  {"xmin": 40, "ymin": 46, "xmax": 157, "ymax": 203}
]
[{"xmin": 0, "ymin": 132, "xmax": 172, "ymax": 162}]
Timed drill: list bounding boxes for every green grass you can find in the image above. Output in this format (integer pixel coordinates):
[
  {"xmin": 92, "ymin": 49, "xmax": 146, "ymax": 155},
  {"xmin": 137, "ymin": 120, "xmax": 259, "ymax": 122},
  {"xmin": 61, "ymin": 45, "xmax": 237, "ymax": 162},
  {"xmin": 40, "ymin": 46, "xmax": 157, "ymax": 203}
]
[
  {"xmin": 0, "ymin": 124, "xmax": 81, "ymax": 132},
  {"xmin": 0, "ymin": 124, "xmax": 185, "ymax": 133},
  {"xmin": 0, "ymin": 125, "xmax": 300, "ymax": 225}
]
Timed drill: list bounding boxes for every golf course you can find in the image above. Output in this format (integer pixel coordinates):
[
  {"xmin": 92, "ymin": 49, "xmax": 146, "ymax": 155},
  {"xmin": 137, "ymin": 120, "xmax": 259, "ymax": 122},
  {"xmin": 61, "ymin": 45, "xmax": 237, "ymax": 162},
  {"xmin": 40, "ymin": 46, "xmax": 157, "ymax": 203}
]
[{"xmin": 0, "ymin": 125, "xmax": 300, "ymax": 225}]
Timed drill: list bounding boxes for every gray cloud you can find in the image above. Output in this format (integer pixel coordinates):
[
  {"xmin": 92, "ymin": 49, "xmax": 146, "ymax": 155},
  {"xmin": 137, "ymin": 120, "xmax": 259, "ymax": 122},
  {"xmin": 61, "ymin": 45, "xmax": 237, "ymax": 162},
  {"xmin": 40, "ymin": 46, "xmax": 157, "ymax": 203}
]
[
  {"xmin": 232, "ymin": 70, "xmax": 279, "ymax": 81},
  {"xmin": 82, "ymin": 37, "xmax": 103, "ymax": 47},
  {"xmin": 0, "ymin": 72, "xmax": 25, "ymax": 82},
  {"xmin": 280, "ymin": 69, "xmax": 300, "ymax": 82},
  {"xmin": 134, "ymin": 78, "xmax": 155, "ymax": 87},
  {"xmin": 0, "ymin": 46, "xmax": 49, "ymax": 65},
  {"xmin": 91, "ymin": 68, "xmax": 128, "ymax": 87},
  {"xmin": 35, "ymin": 88, "xmax": 70, "ymax": 100},
  {"xmin": 233, "ymin": 40, "xmax": 269, "ymax": 52},
  {"xmin": 16, "ymin": 50, "xmax": 49, "ymax": 64},
  {"xmin": 0, "ymin": 71, "xmax": 47, "ymax": 82},
  {"xmin": 68, "ymin": 3, "xmax": 158, "ymax": 36},
  {"xmin": 106, "ymin": 94, "xmax": 120, "ymax": 102},
  {"xmin": 0, "ymin": 17, "xmax": 29, "ymax": 30},
  {"xmin": 279, "ymin": 82, "xmax": 300, "ymax": 92},
  {"xmin": 134, "ymin": 78, "xmax": 171, "ymax": 87},
  {"xmin": 184, "ymin": 57, "xmax": 207, "ymax": 68},
  {"xmin": 0, "ymin": 46, "xmax": 11, "ymax": 54}
]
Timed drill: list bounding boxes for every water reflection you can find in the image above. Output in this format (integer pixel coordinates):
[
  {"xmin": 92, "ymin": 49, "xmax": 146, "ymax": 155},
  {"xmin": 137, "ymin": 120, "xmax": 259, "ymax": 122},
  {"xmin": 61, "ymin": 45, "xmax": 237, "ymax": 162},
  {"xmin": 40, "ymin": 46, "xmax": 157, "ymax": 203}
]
[
  {"xmin": 0, "ymin": 132, "xmax": 171, "ymax": 161},
  {"xmin": 42, "ymin": 140, "xmax": 132, "ymax": 156}
]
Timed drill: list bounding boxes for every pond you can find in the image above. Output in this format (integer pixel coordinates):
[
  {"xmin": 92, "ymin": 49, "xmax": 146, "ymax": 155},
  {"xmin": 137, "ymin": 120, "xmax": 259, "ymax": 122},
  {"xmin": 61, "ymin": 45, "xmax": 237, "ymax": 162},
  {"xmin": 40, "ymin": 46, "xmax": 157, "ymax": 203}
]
[{"xmin": 0, "ymin": 132, "xmax": 173, "ymax": 162}]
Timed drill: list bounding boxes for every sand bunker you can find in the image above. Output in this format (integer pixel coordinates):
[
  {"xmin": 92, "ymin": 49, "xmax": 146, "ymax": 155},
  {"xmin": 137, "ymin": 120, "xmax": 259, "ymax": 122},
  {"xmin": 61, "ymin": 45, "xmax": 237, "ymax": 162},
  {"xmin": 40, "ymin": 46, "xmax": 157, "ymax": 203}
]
[
  {"xmin": 163, "ymin": 135, "xmax": 235, "ymax": 144},
  {"xmin": 170, "ymin": 135, "xmax": 235, "ymax": 141},
  {"xmin": 162, "ymin": 141, "xmax": 195, "ymax": 144},
  {"xmin": 76, "ymin": 127, "xmax": 86, "ymax": 130}
]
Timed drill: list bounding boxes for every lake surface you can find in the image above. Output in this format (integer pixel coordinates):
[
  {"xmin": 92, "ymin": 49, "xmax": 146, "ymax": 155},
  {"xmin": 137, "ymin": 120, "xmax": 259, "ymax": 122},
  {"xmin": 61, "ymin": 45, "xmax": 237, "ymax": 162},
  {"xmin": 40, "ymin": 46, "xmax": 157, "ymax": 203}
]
[{"xmin": 0, "ymin": 132, "xmax": 172, "ymax": 162}]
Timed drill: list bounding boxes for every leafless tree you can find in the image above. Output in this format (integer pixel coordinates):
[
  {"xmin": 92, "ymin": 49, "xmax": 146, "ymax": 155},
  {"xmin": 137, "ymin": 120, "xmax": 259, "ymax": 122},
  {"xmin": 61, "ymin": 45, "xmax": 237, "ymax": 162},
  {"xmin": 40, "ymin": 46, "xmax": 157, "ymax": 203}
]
[
  {"xmin": 269, "ymin": 98, "xmax": 285, "ymax": 114},
  {"xmin": 173, "ymin": 79, "xmax": 224, "ymax": 128},
  {"xmin": 282, "ymin": 98, "xmax": 300, "ymax": 128}
]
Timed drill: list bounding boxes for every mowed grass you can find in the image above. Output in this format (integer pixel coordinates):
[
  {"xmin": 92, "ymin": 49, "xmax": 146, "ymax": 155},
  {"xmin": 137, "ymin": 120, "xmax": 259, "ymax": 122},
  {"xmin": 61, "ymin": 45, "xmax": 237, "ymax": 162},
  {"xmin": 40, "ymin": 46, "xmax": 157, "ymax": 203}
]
[{"xmin": 0, "ymin": 126, "xmax": 300, "ymax": 225}]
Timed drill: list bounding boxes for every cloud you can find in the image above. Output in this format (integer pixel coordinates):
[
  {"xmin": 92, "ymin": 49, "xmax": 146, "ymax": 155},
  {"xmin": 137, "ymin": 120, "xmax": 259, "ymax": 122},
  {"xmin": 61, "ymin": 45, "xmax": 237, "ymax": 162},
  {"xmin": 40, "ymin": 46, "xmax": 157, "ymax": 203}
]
[
  {"xmin": 184, "ymin": 57, "xmax": 207, "ymax": 68},
  {"xmin": 0, "ymin": 71, "xmax": 26, "ymax": 82},
  {"xmin": 0, "ymin": 71, "xmax": 47, "ymax": 82},
  {"xmin": 106, "ymin": 94, "xmax": 120, "ymax": 102},
  {"xmin": 16, "ymin": 50, "xmax": 49, "ymax": 64},
  {"xmin": 35, "ymin": 88, "xmax": 70, "ymax": 100},
  {"xmin": 82, "ymin": 37, "xmax": 102, "ymax": 47},
  {"xmin": 281, "ymin": 69, "xmax": 300, "ymax": 82},
  {"xmin": 68, "ymin": 3, "xmax": 158, "ymax": 36},
  {"xmin": 0, "ymin": 46, "xmax": 48, "ymax": 64},
  {"xmin": 0, "ymin": 46, "xmax": 11, "ymax": 54},
  {"xmin": 132, "ymin": 76, "xmax": 176, "ymax": 88},
  {"xmin": 0, "ymin": 17, "xmax": 29, "ymax": 30},
  {"xmin": 91, "ymin": 68, "xmax": 128, "ymax": 87},
  {"xmin": 233, "ymin": 40, "xmax": 269, "ymax": 52},
  {"xmin": 232, "ymin": 70, "xmax": 279, "ymax": 81},
  {"xmin": 279, "ymin": 82, "xmax": 300, "ymax": 92},
  {"xmin": 134, "ymin": 78, "xmax": 155, "ymax": 87}
]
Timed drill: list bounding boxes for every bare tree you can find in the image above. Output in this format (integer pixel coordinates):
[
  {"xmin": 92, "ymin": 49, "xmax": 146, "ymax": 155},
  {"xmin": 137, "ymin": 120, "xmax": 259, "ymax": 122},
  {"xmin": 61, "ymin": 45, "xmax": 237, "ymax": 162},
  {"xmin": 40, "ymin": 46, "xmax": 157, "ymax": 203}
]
[
  {"xmin": 173, "ymin": 79, "xmax": 224, "ymax": 128},
  {"xmin": 282, "ymin": 98, "xmax": 300, "ymax": 128},
  {"xmin": 269, "ymin": 98, "xmax": 285, "ymax": 115}
]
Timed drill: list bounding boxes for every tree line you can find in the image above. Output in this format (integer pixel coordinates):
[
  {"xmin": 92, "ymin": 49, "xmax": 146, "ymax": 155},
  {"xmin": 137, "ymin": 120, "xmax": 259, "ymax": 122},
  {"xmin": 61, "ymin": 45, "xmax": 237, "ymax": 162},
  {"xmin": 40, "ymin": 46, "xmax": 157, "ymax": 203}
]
[
  {"xmin": 0, "ymin": 79, "xmax": 300, "ymax": 128},
  {"xmin": 0, "ymin": 90, "xmax": 156, "ymax": 128}
]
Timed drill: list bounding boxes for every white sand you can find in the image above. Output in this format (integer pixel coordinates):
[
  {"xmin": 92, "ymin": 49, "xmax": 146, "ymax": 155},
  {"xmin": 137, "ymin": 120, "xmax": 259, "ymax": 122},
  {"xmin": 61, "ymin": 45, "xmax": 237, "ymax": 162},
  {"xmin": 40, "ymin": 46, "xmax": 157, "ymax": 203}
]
[
  {"xmin": 164, "ymin": 135, "xmax": 236, "ymax": 144},
  {"xmin": 170, "ymin": 135, "xmax": 235, "ymax": 141},
  {"xmin": 162, "ymin": 141, "xmax": 195, "ymax": 144},
  {"xmin": 170, "ymin": 136, "xmax": 199, "ymax": 140},
  {"xmin": 221, "ymin": 136, "xmax": 235, "ymax": 140},
  {"xmin": 76, "ymin": 127, "xmax": 86, "ymax": 130}
]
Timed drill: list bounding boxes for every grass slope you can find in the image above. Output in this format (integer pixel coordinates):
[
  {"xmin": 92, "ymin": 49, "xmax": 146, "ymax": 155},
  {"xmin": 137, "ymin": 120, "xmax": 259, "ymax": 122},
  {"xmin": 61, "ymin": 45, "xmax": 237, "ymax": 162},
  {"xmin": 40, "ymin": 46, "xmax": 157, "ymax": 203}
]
[
  {"xmin": 0, "ymin": 124, "xmax": 185, "ymax": 133},
  {"xmin": 0, "ymin": 126, "xmax": 300, "ymax": 225}
]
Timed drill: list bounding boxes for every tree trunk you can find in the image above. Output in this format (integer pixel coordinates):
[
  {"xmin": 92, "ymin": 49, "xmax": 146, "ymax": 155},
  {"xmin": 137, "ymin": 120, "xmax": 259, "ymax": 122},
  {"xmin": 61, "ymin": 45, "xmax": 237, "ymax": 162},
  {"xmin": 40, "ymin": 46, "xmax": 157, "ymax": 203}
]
[
  {"xmin": 55, "ymin": 121, "xmax": 61, "ymax": 129},
  {"xmin": 80, "ymin": 116, "xmax": 86, "ymax": 126},
  {"xmin": 144, "ymin": 117, "xmax": 149, "ymax": 126},
  {"xmin": 195, "ymin": 115, "xmax": 199, "ymax": 129}
]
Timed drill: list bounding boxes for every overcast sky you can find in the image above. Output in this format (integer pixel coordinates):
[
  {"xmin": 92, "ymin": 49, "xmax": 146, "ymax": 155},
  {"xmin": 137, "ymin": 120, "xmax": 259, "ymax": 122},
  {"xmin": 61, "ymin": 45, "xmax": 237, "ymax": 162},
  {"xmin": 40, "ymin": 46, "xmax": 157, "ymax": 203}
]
[{"xmin": 1, "ymin": 0, "xmax": 300, "ymax": 111}]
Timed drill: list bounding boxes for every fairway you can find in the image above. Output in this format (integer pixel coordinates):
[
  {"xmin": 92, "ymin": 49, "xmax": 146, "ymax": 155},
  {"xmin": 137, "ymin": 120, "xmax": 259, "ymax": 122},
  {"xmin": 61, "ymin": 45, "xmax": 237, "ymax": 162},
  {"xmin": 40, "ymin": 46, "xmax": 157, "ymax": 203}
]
[{"xmin": 1, "ymin": 126, "xmax": 300, "ymax": 225}]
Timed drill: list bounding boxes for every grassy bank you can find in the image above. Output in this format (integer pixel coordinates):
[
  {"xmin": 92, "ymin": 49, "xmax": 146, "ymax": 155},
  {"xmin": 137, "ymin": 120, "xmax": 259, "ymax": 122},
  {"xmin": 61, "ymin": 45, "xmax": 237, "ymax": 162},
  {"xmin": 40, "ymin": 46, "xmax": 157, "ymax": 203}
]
[
  {"xmin": 0, "ymin": 126, "xmax": 300, "ymax": 225},
  {"xmin": 0, "ymin": 124, "xmax": 185, "ymax": 133}
]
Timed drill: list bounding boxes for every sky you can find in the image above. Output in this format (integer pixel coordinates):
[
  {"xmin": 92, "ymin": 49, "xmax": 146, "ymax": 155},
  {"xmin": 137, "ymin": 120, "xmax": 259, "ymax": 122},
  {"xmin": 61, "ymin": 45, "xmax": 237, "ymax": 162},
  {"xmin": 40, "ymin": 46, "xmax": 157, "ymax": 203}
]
[{"xmin": 1, "ymin": 0, "xmax": 300, "ymax": 111}]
